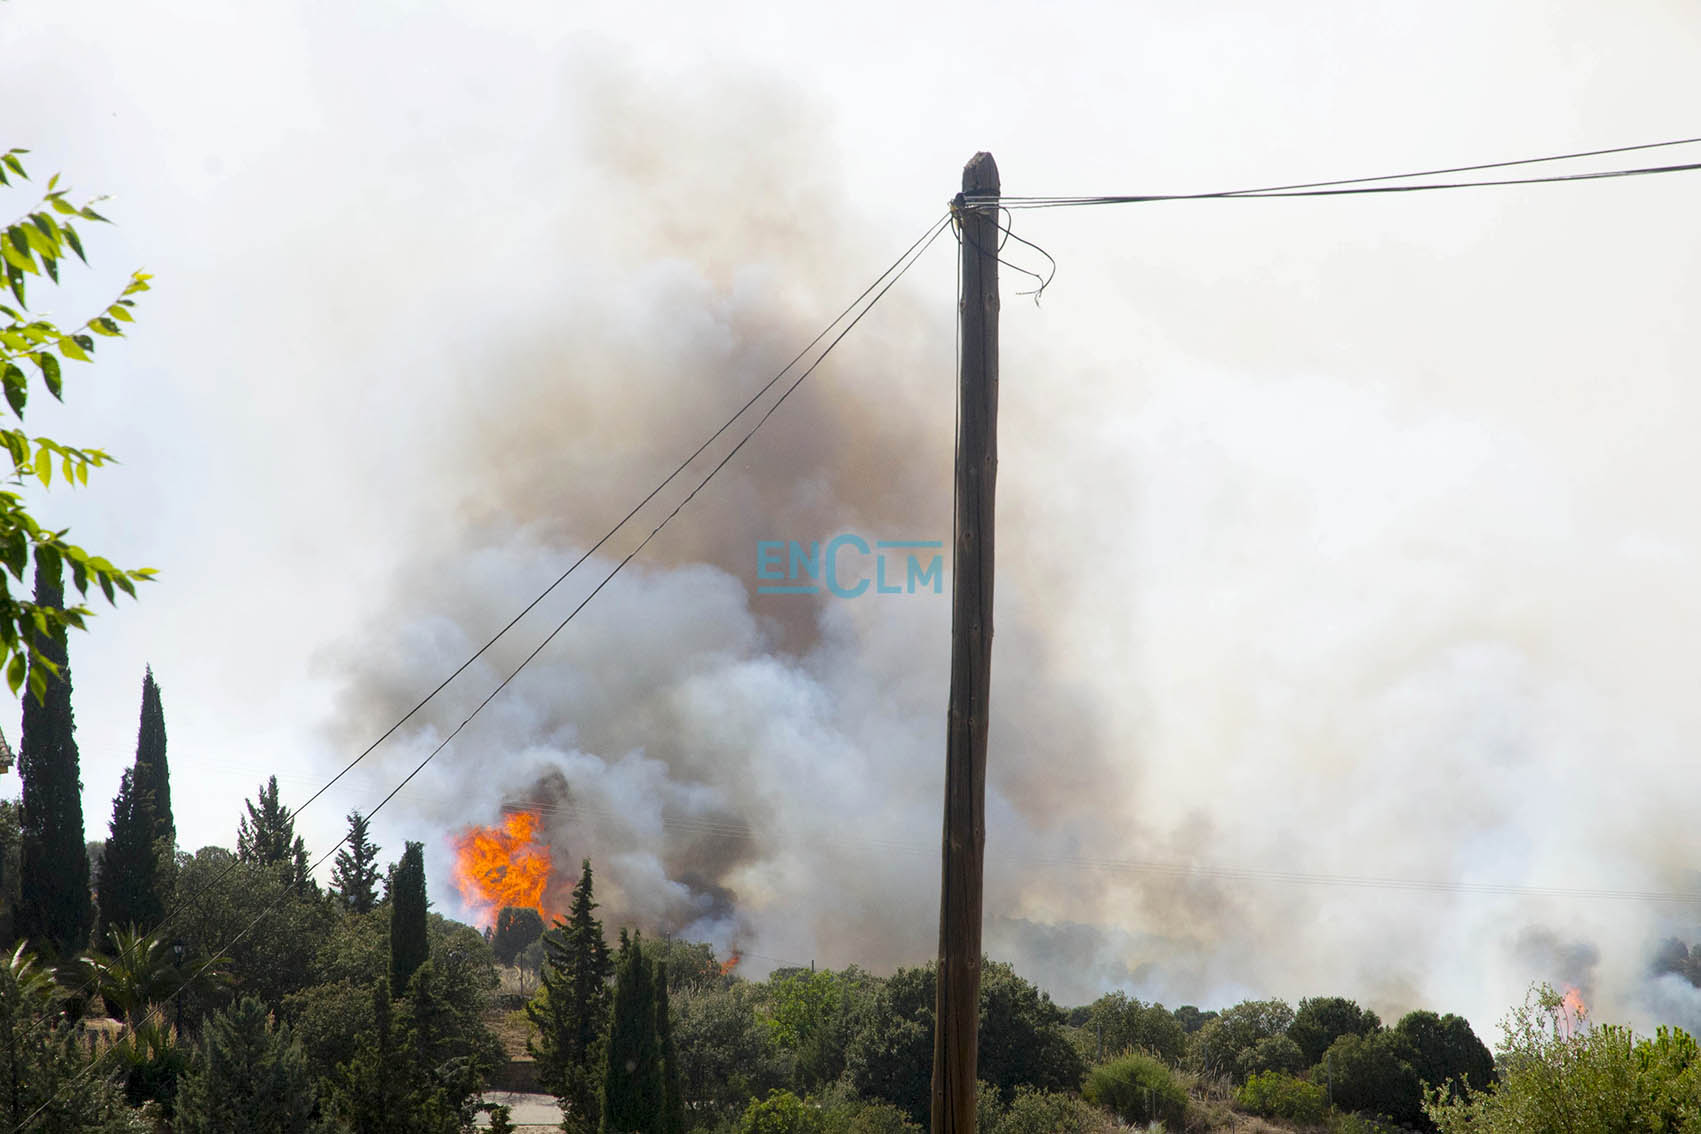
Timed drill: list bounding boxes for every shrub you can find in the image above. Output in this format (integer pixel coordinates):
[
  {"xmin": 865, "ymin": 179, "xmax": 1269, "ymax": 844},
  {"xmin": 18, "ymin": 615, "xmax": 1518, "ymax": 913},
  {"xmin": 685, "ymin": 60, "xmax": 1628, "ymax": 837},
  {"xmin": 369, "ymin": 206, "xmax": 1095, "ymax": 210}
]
[
  {"xmin": 739, "ymin": 1089, "xmax": 825, "ymax": 1134},
  {"xmin": 1082, "ymin": 1051, "xmax": 1188, "ymax": 1128},
  {"xmin": 988, "ymin": 1086, "xmax": 1103, "ymax": 1134},
  {"xmin": 1237, "ymin": 1070, "xmax": 1327, "ymax": 1123}
]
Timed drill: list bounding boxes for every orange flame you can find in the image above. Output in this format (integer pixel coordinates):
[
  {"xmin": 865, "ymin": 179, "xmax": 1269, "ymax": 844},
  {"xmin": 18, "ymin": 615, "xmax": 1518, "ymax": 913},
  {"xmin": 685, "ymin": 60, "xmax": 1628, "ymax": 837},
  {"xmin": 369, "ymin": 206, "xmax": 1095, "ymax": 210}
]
[
  {"xmin": 1560, "ymin": 986, "xmax": 1588, "ymax": 1036},
  {"xmin": 720, "ymin": 950, "xmax": 742, "ymax": 976},
  {"xmin": 452, "ymin": 809, "xmax": 558, "ymax": 929}
]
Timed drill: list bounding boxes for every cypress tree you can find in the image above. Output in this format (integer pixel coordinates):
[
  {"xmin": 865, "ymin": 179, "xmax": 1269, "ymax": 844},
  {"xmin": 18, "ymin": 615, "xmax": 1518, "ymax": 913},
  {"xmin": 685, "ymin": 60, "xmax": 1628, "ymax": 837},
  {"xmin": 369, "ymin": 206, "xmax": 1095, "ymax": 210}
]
[
  {"xmin": 528, "ymin": 858, "xmax": 613, "ymax": 1131},
  {"xmin": 176, "ymin": 996, "xmax": 317, "ymax": 1134},
  {"xmin": 132, "ymin": 667, "xmax": 173, "ymax": 851},
  {"xmin": 655, "ymin": 961, "xmax": 683, "ymax": 1134},
  {"xmin": 389, "ymin": 841, "xmax": 428, "ymax": 996},
  {"xmin": 237, "ymin": 775, "xmax": 310, "ymax": 888},
  {"xmin": 601, "ymin": 929, "xmax": 662, "ymax": 1134},
  {"xmin": 330, "ymin": 810, "xmax": 381, "ymax": 915},
  {"xmin": 95, "ymin": 767, "xmax": 163, "ymax": 948},
  {"xmin": 16, "ymin": 557, "xmax": 92, "ymax": 957}
]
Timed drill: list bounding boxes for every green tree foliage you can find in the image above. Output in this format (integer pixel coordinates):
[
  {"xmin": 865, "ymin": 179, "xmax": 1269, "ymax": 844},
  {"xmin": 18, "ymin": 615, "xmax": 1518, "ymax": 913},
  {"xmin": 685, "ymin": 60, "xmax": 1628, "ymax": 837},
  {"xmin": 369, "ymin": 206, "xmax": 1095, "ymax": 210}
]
[
  {"xmin": 641, "ymin": 936, "xmax": 726, "ymax": 993},
  {"xmin": 529, "ymin": 858, "xmax": 613, "ymax": 1131},
  {"xmin": 288, "ymin": 908, "xmax": 496, "ymax": 1100},
  {"xmin": 492, "ymin": 905, "xmax": 545, "ymax": 966},
  {"xmin": 602, "ymin": 929, "xmax": 665, "ymax": 1133},
  {"xmin": 0, "ymin": 801, "xmax": 18, "ymax": 946},
  {"xmin": 1173, "ymin": 1004, "xmax": 1216, "ymax": 1034},
  {"xmin": 170, "ymin": 846, "xmax": 335, "ymax": 1012},
  {"xmin": 737, "ymin": 1089, "xmax": 824, "ymax": 1134},
  {"xmin": 0, "ymin": 941, "xmax": 144, "ymax": 1133},
  {"xmin": 329, "ymin": 810, "xmax": 380, "ymax": 915},
  {"xmin": 657, "ymin": 961, "xmax": 685, "ymax": 1134},
  {"xmin": 237, "ymin": 776, "xmax": 311, "ymax": 888},
  {"xmin": 1237, "ymin": 1070, "xmax": 1327, "ymax": 1122},
  {"xmin": 1082, "ymin": 990, "xmax": 1187, "ymax": 1062},
  {"xmin": 175, "ymin": 996, "xmax": 318, "ymax": 1134},
  {"xmin": 329, "ymin": 965, "xmax": 495, "ymax": 1134},
  {"xmin": 842, "ymin": 961, "xmax": 1081, "ymax": 1124},
  {"xmin": 671, "ymin": 981, "xmax": 786, "ymax": 1127},
  {"xmin": 16, "ymin": 562, "xmax": 92, "ymax": 958},
  {"xmin": 1237, "ymin": 1032, "xmax": 1306, "ymax": 1079},
  {"xmin": 1081, "ymin": 1050, "xmax": 1190, "ymax": 1127},
  {"xmin": 0, "ymin": 150, "xmax": 155, "ymax": 697},
  {"xmin": 1185, "ymin": 997, "xmax": 1295, "ymax": 1081},
  {"xmin": 96, "ymin": 768, "xmax": 163, "ymax": 948},
  {"xmin": 1397, "ymin": 1009, "xmax": 1496, "ymax": 1103},
  {"xmin": 389, "ymin": 840, "xmax": 428, "ymax": 996},
  {"xmin": 767, "ymin": 967, "xmax": 869, "ymax": 1093},
  {"xmin": 1322, "ymin": 1027, "xmax": 1425, "ymax": 1127},
  {"xmin": 1290, "ymin": 995, "xmax": 1382, "ymax": 1067},
  {"xmin": 132, "ymin": 667, "xmax": 172, "ymax": 850},
  {"xmin": 1426, "ymin": 984, "xmax": 1701, "ymax": 1133}
]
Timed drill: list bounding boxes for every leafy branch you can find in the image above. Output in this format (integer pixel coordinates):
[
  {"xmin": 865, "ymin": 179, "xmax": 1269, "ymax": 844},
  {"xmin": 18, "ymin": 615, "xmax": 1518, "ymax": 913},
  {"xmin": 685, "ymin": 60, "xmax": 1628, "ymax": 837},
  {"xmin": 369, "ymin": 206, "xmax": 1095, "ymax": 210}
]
[{"xmin": 0, "ymin": 146, "xmax": 155, "ymax": 700}]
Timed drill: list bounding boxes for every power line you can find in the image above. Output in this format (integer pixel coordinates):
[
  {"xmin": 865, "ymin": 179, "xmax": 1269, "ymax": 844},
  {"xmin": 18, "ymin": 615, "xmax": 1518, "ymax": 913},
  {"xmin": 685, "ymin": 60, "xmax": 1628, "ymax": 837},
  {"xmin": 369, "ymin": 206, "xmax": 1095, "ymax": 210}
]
[
  {"xmin": 969, "ymin": 134, "xmax": 1701, "ymax": 209},
  {"xmin": 8, "ymin": 213, "xmax": 953, "ymax": 1134}
]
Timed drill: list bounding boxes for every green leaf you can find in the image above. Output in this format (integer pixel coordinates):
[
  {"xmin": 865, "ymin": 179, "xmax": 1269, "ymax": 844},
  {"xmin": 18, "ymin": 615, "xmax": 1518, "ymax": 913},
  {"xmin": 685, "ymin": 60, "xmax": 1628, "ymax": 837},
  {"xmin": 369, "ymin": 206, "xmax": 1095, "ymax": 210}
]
[
  {"xmin": 73, "ymin": 334, "xmax": 92, "ymax": 353},
  {"xmin": 107, "ymin": 304, "xmax": 133, "ymax": 323},
  {"xmin": 1, "ymin": 155, "xmax": 24, "ymax": 179},
  {"xmin": 46, "ymin": 174, "xmax": 58, "ymax": 191},
  {"xmin": 33, "ymin": 446, "xmax": 50, "ymax": 487},
  {"xmin": 90, "ymin": 317, "xmax": 121, "ymax": 337},
  {"xmin": 97, "ymin": 572, "xmax": 114, "ymax": 603},
  {"xmin": 27, "ymin": 214, "xmax": 58, "ymax": 248},
  {"xmin": 61, "ymin": 224, "xmax": 84, "ymax": 263},
  {"xmin": 48, "ymin": 197, "xmax": 76, "ymax": 216},
  {"xmin": 79, "ymin": 206, "xmax": 108, "ymax": 223},
  {"xmin": 69, "ymin": 557, "xmax": 87, "ymax": 595},
  {"xmin": 36, "ymin": 351, "xmax": 59, "ymax": 399},
  {"xmin": 26, "ymin": 665, "xmax": 44, "ymax": 704},
  {"xmin": 2, "ymin": 363, "xmax": 24, "ymax": 416},
  {"xmin": 1, "ymin": 229, "xmax": 34, "ymax": 274},
  {"xmin": 55, "ymin": 337, "xmax": 88, "ymax": 362},
  {"xmin": 4, "ymin": 265, "xmax": 22, "ymax": 307},
  {"xmin": 40, "ymin": 255, "xmax": 56, "ymax": 284},
  {"xmin": 6, "ymin": 650, "xmax": 23, "ymax": 696}
]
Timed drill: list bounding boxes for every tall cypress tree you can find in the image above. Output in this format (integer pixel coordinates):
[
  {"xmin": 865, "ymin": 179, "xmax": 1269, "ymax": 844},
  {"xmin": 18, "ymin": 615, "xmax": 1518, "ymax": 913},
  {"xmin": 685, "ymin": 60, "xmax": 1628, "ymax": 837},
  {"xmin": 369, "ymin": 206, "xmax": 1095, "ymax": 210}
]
[
  {"xmin": 654, "ymin": 961, "xmax": 683, "ymax": 1134},
  {"xmin": 528, "ymin": 859, "xmax": 613, "ymax": 1132},
  {"xmin": 132, "ymin": 667, "xmax": 173, "ymax": 851},
  {"xmin": 16, "ymin": 556, "xmax": 92, "ymax": 957},
  {"xmin": 330, "ymin": 810, "xmax": 381, "ymax": 915},
  {"xmin": 95, "ymin": 767, "xmax": 163, "ymax": 948},
  {"xmin": 389, "ymin": 841, "xmax": 428, "ymax": 996},
  {"xmin": 601, "ymin": 930, "xmax": 662, "ymax": 1134}
]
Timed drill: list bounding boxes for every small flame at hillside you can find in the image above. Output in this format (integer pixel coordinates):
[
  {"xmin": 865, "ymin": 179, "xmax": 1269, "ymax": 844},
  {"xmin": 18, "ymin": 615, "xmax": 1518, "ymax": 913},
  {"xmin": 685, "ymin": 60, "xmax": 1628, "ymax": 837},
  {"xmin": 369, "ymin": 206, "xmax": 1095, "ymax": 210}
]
[
  {"xmin": 452, "ymin": 809, "xmax": 560, "ymax": 929},
  {"xmin": 720, "ymin": 950, "xmax": 742, "ymax": 976}
]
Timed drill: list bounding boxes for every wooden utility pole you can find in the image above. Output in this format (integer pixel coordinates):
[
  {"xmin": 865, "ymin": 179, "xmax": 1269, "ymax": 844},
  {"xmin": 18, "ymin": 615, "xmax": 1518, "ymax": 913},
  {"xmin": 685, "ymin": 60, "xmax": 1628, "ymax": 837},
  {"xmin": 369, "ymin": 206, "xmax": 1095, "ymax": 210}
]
[{"xmin": 932, "ymin": 151, "xmax": 999, "ymax": 1134}]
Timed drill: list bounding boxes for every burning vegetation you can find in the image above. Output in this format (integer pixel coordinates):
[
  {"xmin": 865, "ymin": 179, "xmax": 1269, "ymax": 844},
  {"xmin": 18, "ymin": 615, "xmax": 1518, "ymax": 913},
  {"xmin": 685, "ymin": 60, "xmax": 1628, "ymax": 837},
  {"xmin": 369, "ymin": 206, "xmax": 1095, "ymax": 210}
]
[{"xmin": 451, "ymin": 809, "xmax": 561, "ymax": 929}]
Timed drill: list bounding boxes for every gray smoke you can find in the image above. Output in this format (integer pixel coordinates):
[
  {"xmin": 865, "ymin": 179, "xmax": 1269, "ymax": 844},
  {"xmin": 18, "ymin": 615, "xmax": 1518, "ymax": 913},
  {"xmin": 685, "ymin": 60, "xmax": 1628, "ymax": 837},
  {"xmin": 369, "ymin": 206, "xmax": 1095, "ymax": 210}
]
[{"xmin": 315, "ymin": 53, "xmax": 1701, "ymax": 1037}]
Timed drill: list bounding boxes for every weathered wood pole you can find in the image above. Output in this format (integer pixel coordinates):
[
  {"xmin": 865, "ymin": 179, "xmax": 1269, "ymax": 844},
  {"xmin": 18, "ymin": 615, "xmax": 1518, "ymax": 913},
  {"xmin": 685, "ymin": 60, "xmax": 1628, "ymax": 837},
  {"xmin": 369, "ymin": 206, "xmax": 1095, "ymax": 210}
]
[{"xmin": 932, "ymin": 150, "xmax": 999, "ymax": 1134}]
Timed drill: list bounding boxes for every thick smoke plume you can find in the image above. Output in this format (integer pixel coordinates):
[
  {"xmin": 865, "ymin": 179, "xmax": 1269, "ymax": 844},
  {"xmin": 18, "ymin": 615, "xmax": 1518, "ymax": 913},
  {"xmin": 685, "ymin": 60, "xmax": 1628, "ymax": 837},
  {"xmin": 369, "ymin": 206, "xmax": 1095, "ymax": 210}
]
[{"xmin": 318, "ymin": 55, "xmax": 1701, "ymax": 1032}]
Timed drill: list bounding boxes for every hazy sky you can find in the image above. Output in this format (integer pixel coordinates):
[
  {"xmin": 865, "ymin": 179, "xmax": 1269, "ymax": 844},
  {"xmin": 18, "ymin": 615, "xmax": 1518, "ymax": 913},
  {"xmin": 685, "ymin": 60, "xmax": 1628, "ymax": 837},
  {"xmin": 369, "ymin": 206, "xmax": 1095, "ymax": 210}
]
[{"xmin": 4, "ymin": 0, "xmax": 1701, "ymax": 1037}]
